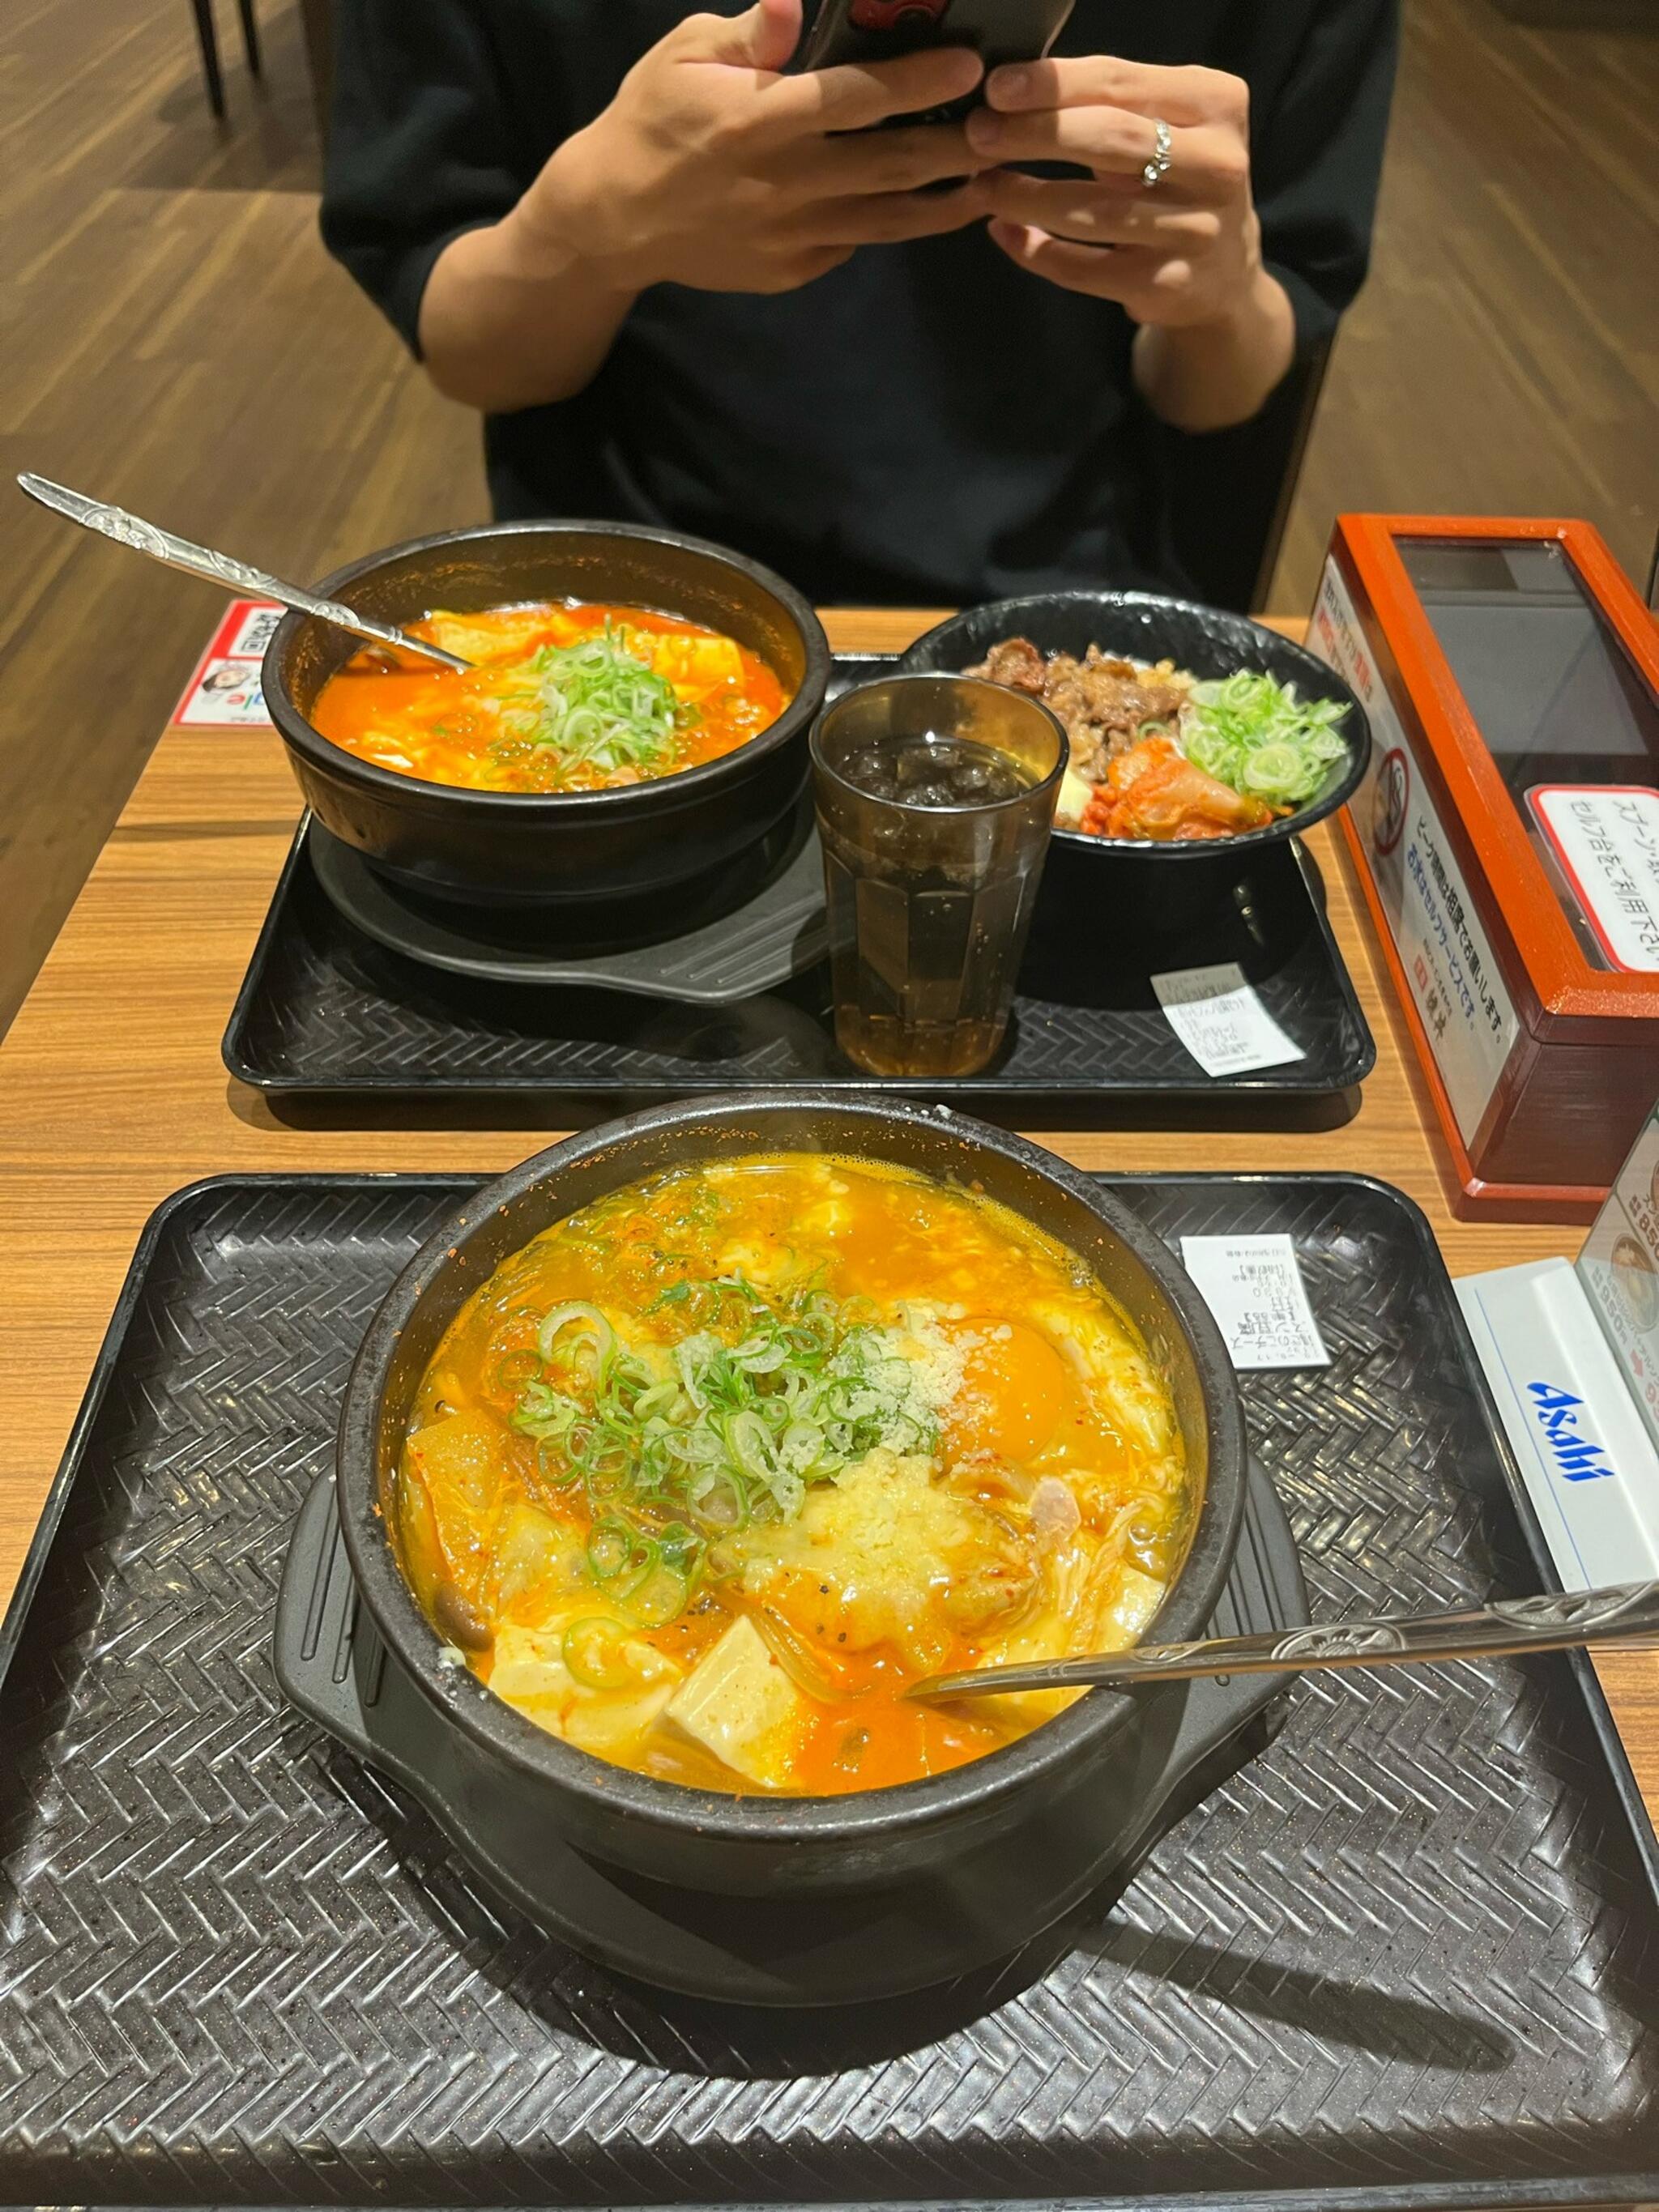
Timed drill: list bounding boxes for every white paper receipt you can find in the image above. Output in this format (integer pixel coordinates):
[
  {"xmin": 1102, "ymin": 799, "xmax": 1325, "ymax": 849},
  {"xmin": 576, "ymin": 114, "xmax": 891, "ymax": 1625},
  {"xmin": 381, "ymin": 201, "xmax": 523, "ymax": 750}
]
[
  {"xmin": 1180, "ymin": 1235, "xmax": 1332, "ymax": 1370},
  {"xmin": 1149, "ymin": 961, "xmax": 1304, "ymax": 1076}
]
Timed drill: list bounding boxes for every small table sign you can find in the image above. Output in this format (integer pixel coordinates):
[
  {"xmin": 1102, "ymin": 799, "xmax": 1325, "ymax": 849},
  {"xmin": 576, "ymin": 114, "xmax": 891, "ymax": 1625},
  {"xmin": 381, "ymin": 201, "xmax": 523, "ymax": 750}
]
[
  {"xmin": 173, "ymin": 598, "xmax": 281, "ymax": 726},
  {"xmin": 1456, "ymin": 1102, "xmax": 1659, "ymax": 1588}
]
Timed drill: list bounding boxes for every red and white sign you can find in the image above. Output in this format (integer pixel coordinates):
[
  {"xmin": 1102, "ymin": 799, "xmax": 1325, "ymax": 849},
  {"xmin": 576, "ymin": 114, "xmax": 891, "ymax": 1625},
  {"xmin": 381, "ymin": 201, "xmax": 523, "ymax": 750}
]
[
  {"xmin": 173, "ymin": 598, "xmax": 281, "ymax": 726},
  {"xmin": 1531, "ymin": 785, "xmax": 1659, "ymax": 974}
]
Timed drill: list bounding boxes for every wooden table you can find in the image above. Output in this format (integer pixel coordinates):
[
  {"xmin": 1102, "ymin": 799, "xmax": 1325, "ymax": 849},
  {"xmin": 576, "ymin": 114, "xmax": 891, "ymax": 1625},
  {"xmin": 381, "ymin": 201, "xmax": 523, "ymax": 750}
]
[{"xmin": 0, "ymin": 607, "xmax": 1653, "ymax": 1822}]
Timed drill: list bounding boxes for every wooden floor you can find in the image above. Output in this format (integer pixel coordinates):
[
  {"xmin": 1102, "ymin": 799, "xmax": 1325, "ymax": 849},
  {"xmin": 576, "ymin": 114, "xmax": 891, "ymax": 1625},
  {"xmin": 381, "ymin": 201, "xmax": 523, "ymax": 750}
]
[
  {"xmin": 0, "ymin": 0, "xmax": 484, "ymax": 1040},
  {"xmin": 0, "ymin": 0, "xmax": 1655, "ymax": 1034},
  {"xmin": 1281, "ymin": 0, "xmax": 1659, "ymax": 611}
]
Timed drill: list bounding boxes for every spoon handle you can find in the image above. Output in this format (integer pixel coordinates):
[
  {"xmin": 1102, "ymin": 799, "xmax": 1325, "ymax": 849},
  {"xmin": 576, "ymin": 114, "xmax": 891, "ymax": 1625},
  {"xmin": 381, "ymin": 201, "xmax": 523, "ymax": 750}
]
[
  {"xmin": 912, "ymin": 1579, "xmax": 1659, "ymax": 1699},
  {"xmin": 16, "ymin": 474, "xmax": 469, "ymax": 672}
]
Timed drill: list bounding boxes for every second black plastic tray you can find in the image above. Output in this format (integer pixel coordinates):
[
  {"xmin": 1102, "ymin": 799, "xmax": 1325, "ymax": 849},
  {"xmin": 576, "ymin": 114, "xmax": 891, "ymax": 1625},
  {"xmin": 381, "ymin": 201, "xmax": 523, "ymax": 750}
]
[{"xmin": 223, "ymin": 658, "xmax": 1375, "ymax": 1117}]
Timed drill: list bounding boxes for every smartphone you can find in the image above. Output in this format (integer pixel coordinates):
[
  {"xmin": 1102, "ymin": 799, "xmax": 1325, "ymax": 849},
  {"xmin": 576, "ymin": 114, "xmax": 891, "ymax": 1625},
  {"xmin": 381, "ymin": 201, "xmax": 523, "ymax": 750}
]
[{"xmin": 794, "ymin": 0, "xmax": 1077, "ymax": 110}]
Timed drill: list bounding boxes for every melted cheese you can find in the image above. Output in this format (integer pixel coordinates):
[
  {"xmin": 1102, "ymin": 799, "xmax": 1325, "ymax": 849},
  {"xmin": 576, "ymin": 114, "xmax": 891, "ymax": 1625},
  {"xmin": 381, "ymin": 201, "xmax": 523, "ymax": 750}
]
[{"xmin": 739, "ymin": 1449, "xmax": 1034, "ymax": 1669}]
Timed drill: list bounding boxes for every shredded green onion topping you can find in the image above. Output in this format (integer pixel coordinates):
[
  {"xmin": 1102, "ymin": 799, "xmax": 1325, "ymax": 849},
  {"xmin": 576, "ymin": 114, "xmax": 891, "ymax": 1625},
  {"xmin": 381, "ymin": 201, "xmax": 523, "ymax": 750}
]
[
  {"xmin": 1183, "ymin": 671, "xmax": 1349, "ymax": 808},
  {"xmin": 508, "ymin": 1276, "xmax": 936, "ymax": 1625},
  {"xmin": 493, "ymin": 624, "xmax": 689, "ymax": 777}
]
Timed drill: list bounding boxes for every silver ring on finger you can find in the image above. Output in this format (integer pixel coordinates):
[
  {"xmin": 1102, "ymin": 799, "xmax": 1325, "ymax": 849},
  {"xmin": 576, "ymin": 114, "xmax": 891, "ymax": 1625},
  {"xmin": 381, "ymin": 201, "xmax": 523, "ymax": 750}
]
[{"xmin": 1141, "ymin": 118, "xmax": 1174, "ymax": 189}]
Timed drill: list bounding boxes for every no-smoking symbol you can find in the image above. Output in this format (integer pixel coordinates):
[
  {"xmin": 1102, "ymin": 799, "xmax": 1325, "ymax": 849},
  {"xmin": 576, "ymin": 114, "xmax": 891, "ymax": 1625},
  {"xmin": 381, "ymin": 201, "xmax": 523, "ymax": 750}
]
[{"xmin": 1373, "ymin": 748, "xmax": 1408, "ymax": 856}]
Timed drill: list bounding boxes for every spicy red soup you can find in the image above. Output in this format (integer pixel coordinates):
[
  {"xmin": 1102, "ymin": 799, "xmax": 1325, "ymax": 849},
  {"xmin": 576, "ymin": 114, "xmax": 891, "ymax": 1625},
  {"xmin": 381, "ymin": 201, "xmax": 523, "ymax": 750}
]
[
  {"xmin": 310, "ymin": 600, "xmax": 790, "ymax": 796},
  {"xmin": 396, "ymin": 1153, "xmax": 1191, "ymax": 1797}
]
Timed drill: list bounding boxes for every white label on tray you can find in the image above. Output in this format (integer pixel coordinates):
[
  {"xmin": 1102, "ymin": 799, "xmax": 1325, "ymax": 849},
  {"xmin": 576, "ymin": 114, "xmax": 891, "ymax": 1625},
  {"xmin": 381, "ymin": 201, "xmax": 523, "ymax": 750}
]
[
  {"xmin": 1149, "ymin": 961, "xmax": 1304, "ymax": 1076},
  {"xmin": 1311, "ymin": 556, "xmax": 1520, "ymax": 1145},
  {"xmin": 1179, "ymin": 1235, "xmax": 1331, "ymax": 1370},
  {"xmin": 1530, "ymin": 785, "xmax": 1659, "ymax": 973}
]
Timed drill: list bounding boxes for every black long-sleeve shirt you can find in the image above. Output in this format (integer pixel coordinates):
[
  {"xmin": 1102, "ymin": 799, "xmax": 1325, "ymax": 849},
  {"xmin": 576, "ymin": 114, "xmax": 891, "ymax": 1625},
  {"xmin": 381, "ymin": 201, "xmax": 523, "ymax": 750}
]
[{"xmin": 322, "ymin": 0, "xmax": 1397, "ymax": 606}]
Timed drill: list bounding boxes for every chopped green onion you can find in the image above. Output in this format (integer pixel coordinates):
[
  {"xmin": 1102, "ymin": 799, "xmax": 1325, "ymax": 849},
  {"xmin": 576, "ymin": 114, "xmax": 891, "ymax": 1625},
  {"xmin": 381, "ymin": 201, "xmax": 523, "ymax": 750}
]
[
  {"xmin": 538, "ymin": 1302, "xmax": 614, "ymax": 1371},
  {"xmin": 488, "ymin": 1348, "xmax": 544, "ymax": 1396},
  {"xmin": 1183, "ymin": 671, "xmax": 1348, "ymax": 810},
  {"xmin": 689, "ymin": 1472, "xmax": 748, "ymax": 1531},
  {"xmin": 625, "ymin": 1564, "xmax": 692, "ymax": 1628},
  {"xmin": 508, "ymin": 1270, "xmax": 938, "ymax": 1629},
  {"xmin": 562, "ymin": 1617, "xmax": 635, "ymax": 1690},
  {"xmin": 493, "ymin": 623, "xmax": 689, "ymax": 778},
  {"xmin": 587, "ymin": 1519, "xmax": 651, "ymax": 1584},
  {"xmin": 531, "ymin": 1441, "xmax": 582, "ymax": 1494}
]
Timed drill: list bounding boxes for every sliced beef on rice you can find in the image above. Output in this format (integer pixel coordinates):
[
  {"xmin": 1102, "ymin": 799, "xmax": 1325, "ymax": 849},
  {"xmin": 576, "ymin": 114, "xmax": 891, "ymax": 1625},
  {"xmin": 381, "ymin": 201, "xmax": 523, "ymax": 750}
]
[
  {"xmin": 967, "ymin": 636, "xmax": 1049, "ymax": 693},
  {"xmin": 967, "ymin": 637, "xmax": 1192, "ymax": 782}
]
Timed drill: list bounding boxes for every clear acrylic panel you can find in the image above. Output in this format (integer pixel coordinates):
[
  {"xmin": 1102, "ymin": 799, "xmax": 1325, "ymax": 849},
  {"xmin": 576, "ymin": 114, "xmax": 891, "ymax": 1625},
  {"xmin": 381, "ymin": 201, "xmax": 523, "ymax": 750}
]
[{"xmin": 1398, "ymin": 536, "xmax": 1659, "ymax": 971}]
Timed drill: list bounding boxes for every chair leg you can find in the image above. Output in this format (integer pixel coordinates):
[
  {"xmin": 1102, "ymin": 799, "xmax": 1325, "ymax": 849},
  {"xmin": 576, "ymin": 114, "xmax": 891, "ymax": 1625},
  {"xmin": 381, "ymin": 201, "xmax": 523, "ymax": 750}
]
[
  {"xmin": 297, "ymin": 0, "xmax": 333, "ymax": 143},
  {"xmin": 189, "ymin": 0, "xmax": 226, "ymax": 117},
  {"xmin": 236, "ymin": 0, "xmax": 262, "ymax": 79}
]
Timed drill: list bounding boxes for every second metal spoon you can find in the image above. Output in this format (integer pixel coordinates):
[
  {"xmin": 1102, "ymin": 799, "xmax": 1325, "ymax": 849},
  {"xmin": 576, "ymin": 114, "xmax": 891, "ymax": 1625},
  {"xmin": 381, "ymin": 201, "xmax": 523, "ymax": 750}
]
[
  {"xmin": 17, "ymin": 473, "xmax": 471, "ymax": 673},
  {"xmin": 909, "ymin": 1579, "xmax": 1659, "ymax": 1700}
]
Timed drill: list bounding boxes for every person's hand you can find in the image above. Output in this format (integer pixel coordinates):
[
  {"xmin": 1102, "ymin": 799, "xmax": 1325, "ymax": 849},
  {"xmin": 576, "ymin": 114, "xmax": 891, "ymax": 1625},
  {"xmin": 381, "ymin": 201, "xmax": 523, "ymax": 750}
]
[
  {"xmin": 965, "ymin": 58, "xmax": 1272, "ymax": 330},
  {"xmin": 511, "ymin": 0, "xmax": 996, "ymax": 297}
]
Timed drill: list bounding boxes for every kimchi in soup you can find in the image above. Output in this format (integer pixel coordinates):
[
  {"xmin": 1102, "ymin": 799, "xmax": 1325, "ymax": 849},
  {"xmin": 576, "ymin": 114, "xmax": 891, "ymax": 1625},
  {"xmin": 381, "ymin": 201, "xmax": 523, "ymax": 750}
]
[
  {"xmin": 311, "ymin": 601, "xmax": 789, "ymax": 795},
  {"xmin": 397, "ymin": 1154, "xmax": 1191, "ymax": 1796}
]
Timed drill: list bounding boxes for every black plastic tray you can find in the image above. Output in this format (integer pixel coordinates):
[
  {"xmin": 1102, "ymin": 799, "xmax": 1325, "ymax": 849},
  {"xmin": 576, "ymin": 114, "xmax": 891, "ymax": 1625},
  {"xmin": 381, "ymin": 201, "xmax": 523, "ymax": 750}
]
[
  {"xmin": 3, "ymin": 1169, "xmax": 1657, "ymax": 2210},
  {"xmin": 222, "ymin": 657, "xmax": 1375, "ymax": 1118}
]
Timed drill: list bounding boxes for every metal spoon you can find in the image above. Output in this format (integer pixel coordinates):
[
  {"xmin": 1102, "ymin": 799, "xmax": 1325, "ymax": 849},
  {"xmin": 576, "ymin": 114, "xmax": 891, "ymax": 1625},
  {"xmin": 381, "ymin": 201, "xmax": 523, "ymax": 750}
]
[
  {"xmin": 16, "ymin": 473, "xmax": 471, "ymax": 673},
  {"xmin": 909, "ymin": 1579, "xmax": 1659, "ymax": 1700}
]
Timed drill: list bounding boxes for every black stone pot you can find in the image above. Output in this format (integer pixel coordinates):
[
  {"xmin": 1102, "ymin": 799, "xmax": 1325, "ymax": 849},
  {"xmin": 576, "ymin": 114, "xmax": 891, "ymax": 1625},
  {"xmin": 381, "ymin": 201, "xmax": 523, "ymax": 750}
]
[
  {"xmin": 262, "ymin": 521, "xmax": 831, "ymax": 910},
  {"xmin": 334, "ymin": 1093, "xmax": 1248, "ymax": 1902},
  {"xmin": 900, "ymin": 591, "xmax": 1370, "ymax": 936}
]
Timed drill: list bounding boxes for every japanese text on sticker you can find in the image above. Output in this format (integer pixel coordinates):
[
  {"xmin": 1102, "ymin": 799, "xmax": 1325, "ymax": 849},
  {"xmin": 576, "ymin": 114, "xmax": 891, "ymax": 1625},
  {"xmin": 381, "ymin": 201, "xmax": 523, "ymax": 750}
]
[{"xmin": 1179, "ymin": 1234, "xmax": 1332, "ymax": 1370}]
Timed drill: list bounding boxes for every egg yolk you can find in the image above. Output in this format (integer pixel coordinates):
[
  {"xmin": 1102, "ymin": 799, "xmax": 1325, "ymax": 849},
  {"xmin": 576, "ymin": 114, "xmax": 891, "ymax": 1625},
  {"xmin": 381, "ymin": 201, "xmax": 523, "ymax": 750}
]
[{"xmin": 946, "ymin": 1319, "xmax": 1073, "ymax": 1461}]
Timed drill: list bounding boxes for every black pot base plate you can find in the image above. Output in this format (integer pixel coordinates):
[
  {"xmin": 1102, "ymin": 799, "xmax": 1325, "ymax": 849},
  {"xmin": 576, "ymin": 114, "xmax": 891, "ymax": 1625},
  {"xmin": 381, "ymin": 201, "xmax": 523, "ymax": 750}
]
[
  {"xmin": 309, "ymin": 794, "xmax": 828, "ymax": 1003},
  {"xmin": 274, "ymin": 1460, "xmax": 1305, "ymax": 2008}
]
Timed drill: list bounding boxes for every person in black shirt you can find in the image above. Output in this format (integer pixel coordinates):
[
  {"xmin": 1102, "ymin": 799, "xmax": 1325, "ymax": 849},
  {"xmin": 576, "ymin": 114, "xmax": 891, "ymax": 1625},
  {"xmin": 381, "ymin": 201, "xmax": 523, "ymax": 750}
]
[{"xmin": 322, "ymin": 0, "xmax": 1397, "ymax": 606}]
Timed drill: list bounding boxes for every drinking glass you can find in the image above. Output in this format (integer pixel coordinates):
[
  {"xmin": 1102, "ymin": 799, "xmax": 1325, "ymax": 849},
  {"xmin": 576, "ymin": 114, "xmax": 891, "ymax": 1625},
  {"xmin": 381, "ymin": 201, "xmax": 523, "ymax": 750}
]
[{"xmin": 810, "ymin": 673, "xmax": 1067, "ymax": 1077}]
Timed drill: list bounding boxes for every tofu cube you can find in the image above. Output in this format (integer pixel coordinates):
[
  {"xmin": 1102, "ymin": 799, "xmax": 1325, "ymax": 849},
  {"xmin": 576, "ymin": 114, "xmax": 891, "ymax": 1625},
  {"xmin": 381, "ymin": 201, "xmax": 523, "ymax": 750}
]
[
  {"xmin": 665, "ymin": 1615, "xmax": 812, "ymax": 1789},
  {"xmin": 1056, "ymin": 765, "xmax": 1094, "ymax": 828},
  {"xmin": 1111, "ymin": 1566, "xmax": 1166, "ymax": 1641}
]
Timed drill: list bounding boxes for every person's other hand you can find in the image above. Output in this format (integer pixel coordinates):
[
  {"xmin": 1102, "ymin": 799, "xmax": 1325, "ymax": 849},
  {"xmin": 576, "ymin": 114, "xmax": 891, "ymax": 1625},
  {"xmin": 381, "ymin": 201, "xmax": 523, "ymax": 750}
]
[
  {"xmin": 514, "ymin": 0, "xmax": 996, "ymax": 296},
  {"xmin": 966, "ymin": 58, "xmax": 1273, "ymax": 330}
]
